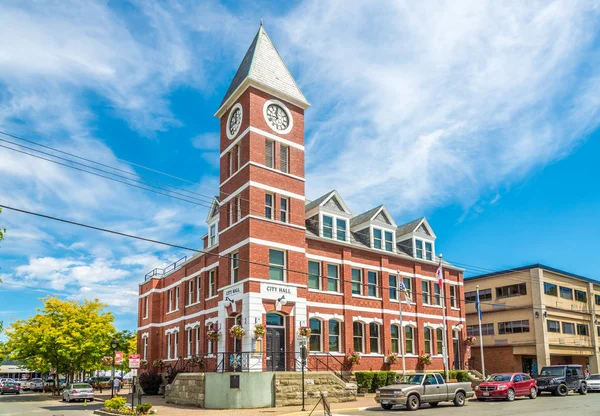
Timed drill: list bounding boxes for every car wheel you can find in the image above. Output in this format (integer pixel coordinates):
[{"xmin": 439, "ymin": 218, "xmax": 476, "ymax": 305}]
[
  {"xmin": 430, "ymin": 402, "xmax": 439, "ymax": 407},
  {"xmin": 381, "ymin": 404, "xmax": 393, "ymax": 410},
  {"xmin": 406, "ymin": 394, "xmax": 420, "ymax": 411},
  {"xmin": 529, "ymin": 387, "xmax": 537, "ymax": 399},
  {"xmin": 579, "ymin": 383, "xmax": 588, "ymax": 395},
  {"xmin": 557, "ymin": 384, "xmax": 569, "ymax": 397},
  {"xmin": 454, "ymin": 391, "xmax": 466, "ymax": 407},
  {"xmin": 506, "ymin": 388, "xmax": 515, "ymax": 402}
]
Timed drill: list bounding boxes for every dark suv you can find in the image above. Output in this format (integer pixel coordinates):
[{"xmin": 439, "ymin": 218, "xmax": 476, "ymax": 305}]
[{"xmin": 535, "ymin": 365, "xmax": 587, "ymax": 396}]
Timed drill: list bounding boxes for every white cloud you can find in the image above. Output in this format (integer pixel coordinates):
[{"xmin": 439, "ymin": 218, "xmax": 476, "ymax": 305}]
[{"xmin": 280, "ymin": 1, "xmax": 600, "ymax": 216}]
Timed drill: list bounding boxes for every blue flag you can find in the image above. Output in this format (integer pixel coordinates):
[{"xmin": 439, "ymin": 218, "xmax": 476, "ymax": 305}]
[{"xmin": 475, "ymin": 290, "xmax": 482, "ymax": 320}]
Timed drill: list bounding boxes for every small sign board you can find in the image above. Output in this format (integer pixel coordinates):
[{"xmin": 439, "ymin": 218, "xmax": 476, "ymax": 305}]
[
  {"xmin": 115, "ymin": 351, "xmax": 124, "ymax": 366},
  {"xmin": 230, "ymin": 374, "xmax": 240, "ymax": 389},
  {"xmin": 129, "ymin": 354, "xmax": 141, "ymax": 369}
]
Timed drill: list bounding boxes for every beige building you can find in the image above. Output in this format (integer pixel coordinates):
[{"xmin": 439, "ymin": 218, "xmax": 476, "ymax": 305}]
[{"xmin": 464, "ymin": 264, "xmax": 600, "ymax": 375}]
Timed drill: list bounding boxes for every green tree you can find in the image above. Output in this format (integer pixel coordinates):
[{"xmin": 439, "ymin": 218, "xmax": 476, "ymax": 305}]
[
  {"xmin": 4, "ymin": 296, "xmax": 116, "ymax": 389},
  {"xmin": 112, "ymin": 330, "xmax": 137, "ymax": 369}
]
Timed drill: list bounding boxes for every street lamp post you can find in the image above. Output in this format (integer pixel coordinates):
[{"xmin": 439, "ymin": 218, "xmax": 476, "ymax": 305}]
[
  {"xmin": 299, "ymin": 337, "xmax": 308, "ymax": 412},
  {"xmin": 110, "ymin": 338, "xmax": 119, "ymax": 398}
]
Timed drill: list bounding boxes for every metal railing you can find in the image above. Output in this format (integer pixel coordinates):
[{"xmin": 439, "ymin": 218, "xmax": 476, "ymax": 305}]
[
  {"xmin": 307, "ymin": 353, "xmax": 350, "ymax": 382},
  {"xmin": 145, "ymin": 256, "xmax": 188, "ymax": 280}
]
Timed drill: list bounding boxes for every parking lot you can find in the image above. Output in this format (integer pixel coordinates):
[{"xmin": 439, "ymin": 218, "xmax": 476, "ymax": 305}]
[
  {"xmin": 337, "ymin": 392, "xmax": 600, "ymax": 415},
  {"xmin": 0, "ymin": 390, "xmax": 105, "ymax": 416}
]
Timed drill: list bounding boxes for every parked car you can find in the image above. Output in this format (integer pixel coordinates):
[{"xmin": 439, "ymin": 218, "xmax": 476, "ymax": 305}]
[
  {"xmin": 0, "ymin": 378, "xmax": 15, "ymax": 387},
  {"xmin": 20, "ymin": 379, "xmax": 31, "ymax": 390},
  {"xmin": 535, "ymin": 365, "xmax": 587, "ymax": 396},
  {"xmin": 586, "ymin": 374, "xmax": 600, "ymax": 392},
  {"xmin": 30, "ymin": 378, "xmax": 44, "ymax": 392},
  {"xmin": 1, "ymin": 381, "xmax": 21, "ymax": 395},
  {"xmin": 62, "ymin": 383, "xmax": 94, "ymax": 402},
  {"xmin": 375, "ymin": 373, "xmax": 474, "ymax": 411},
  {"xmin": 475, "ymin": 373, "xmax": 537, "ymax": 401}
]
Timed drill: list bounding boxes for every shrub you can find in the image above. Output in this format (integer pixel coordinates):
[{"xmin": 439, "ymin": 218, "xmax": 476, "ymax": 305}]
[
  {"xmin": 437, "ymin": 370, "xmax": 470, "ymax": 382},
  {"xmin": 138, "ymin": 372, "xmax": 163, "ymax": 395},
  {"xmin": 104, "ymin": 396, "xmax": 126, "ymax": 411},
  {"xmin": 355, "ymin": 372, "xmax": 374, "ymax": 391},
  {"xmin": 372, "ymin": 371, "xmax": 389, "ymax": 391},
  {"xmin": 136, "ymin": 403, "xmax": 153, "ymax": 414},
  {"xmin": 386, "ymin": 371, "xmax": 398, "ymax": 386}
]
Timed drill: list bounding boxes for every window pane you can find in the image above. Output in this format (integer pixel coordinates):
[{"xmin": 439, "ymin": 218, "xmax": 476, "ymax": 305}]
[
  {"xmin": 422, "ymin": 281, "xmax": 430, "ymax": 304},
  {"xmin": 391, "ymin": 325, "xmax": 399, "ymax": 354},
  {"xmin": 351, "ymin": 268, "xmax": 362, "ymax": 295},
  {"xmin": 308, "ymin": 261, "xmax": 320, "ymax": 290},
  {"xmin": 353, "ymin": 322, "xmax": 363, "ymax": 353},
  {"xmin": 329, "ymin": 320, "xmax": 340, "ymax": 352},
  {"xmin": 384, "ymin": 231, "xmax": 393, "ymax": 252},
  {"xmin": 389, "ymin": 275, "xmax": 398, "ymax": 300},
  {"xmin": 436, "ymin": 328, "xmax": 443, "ymax": 355},
  {"xmin": 560, "ymin": 287, "xmax": 573, "ymax": 300},
  {"xmin": 266, "ymin": 313, "xmax": 284, "ymax": 326},
  {"xmin": 269, "ymin": 249, "xmax": 284, "ymax": 281},
  {"xmin": 367, "ymin": 271, "xmax": 378, "ymax": 297},
  {"xmin": 373, "ymin": 228, "xmax": 382, "ymax": 249},
  {"xmin": 327, "ymin": 264, "xmax": 339, "ymax": 292},
  {"xmin": 544, "ymin": 283, "xmax": 558, "ymax": 296},
  {"xmin": 336, "ymin": 218, "xmax": 347, "ymax": 241},
  {"xmin": 369, "ymin": 323, "xmax": 379, "ymax": 353},
  {"xmin": 309, "ymin": 319, "xmax": 321, "ymax": 351},
  {"xmin": 323, "ymin": 215, "xmax": 333, "ymax": 238},
  {"xmin": 405, "ymin": 327, "xmax": 414, "ymax": 354}
]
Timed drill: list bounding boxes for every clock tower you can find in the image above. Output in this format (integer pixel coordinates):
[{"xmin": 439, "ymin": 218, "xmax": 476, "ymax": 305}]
[{"xmin": 214, "ymin": 24, "xmax": 310, "ymax": 367}]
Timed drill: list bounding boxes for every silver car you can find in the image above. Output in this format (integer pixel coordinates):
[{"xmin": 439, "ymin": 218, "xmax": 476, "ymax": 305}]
[
  {"xmin": 587, "ymin": 374, "xmax": 600, "ymax": 392},
  {"xmin": 62, "ymin": 383, "xmax": 94, "ymax": 402}
]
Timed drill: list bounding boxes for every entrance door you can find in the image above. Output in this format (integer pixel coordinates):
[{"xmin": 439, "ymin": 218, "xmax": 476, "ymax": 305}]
[
  {"xmin": 452, "ymin": 331, "xmax": 461, "ymax": 369},
  {"xmin": 266, "ymin": 313, "xmax": 286, "ymax": 371}
]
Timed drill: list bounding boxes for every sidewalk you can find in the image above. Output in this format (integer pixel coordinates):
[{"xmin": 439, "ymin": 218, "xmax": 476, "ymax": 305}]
[{"xmin": 94, "ymin": 390, "xmax": 377, "ymax": 416}]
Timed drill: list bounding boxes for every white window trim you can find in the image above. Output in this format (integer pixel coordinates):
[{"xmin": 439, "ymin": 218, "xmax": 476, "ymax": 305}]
[
  {"xmin": 309, "ymin": 318, "xmax": 323, "ymax": 352},
  {"xmin": 326, "ymin": 263, "xmax": 340, "ymax": 292},
  {"xmin": 208, "ymin": 221, "xmax": 219, "ymax": 247},
  {"xmin": 353, "ymin": 321, "xmax": 365, "ymax": 354},
  {"xmin": 351, "ymin": 268, "xmax": 363, "ymax": 296},
  {"xmin": 208, "ymin": 270, "xmax": 216, "ymax": 298},
  {"xmin": 308, "ymin": 260, "xmax": 321, "ymax": 291},
  {"xmin": 236, "ymin": 196, "xmax": 242, "ymax": 221},
  {"xmin": 369, "ymin": 322, "xmax": 381, "ymax": 354},
  {"xmin": 280, "ymin": 196, "xmax": 289, "ymax": 223},
  {"xmin": 319, "ymin": 212, "xmax": 349, "ymax": 242},
  {"xmin": 231, "ymin": 252, "xmax": 239, "ymax": 284},
  {"xmin": 229, "ymin": 201, "xmax": 234, "ymax": 226},
  {"xmin": 414, "ymin": 237, "xmax": 435, "ymax": 260},
  {"xmin": 236, "ymin": 143, "xmax": 241, "ymax": 171},
  {"xmin": 371, "ymin": 227, "xmax": 395, "ymax": 253},
  {"xmin": 269, "ymin": 248, "xmax": 286, "ymax": 282},
  {"xmin": 144, "ymin": 297, "xmax": 149, "ymax": 319},
  {"xmin": 366, "ymin": 270, "xmax": 379, "ymax": 298},
  {"xmin": 265, "ymin": 193, "xmax": 274, "ymax": 220},
  {"xmin": 196, "ymin": 276, "xmax": 201, "ymax": 303},
  {"xmin": 188, "ymin": 280, "xmax": 194, "ymax": 306},
  {"xmin": 328, "ymin": 318, "xmax": 342, "ymax": 353}
]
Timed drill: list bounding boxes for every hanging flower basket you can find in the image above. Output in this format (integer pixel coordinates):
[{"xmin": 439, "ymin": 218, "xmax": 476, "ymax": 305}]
[
  {"xmin": 253, "ymin": 324, "xmax": 266, "ymax": 339},
  {"xmin": 191, "ymin": 355, "xmax": 203, "ymax": 364},
  {"xmin": 140, "ymin": 360, "xmax": 148, "ymax": 369},
  {"xmin": 230, "ymin": 324, "xmax": 246, "ymax": 339},
  {"xmin": 100, "ymin": 356, "xmax": 113, "ymax": 367},
  {"xmin": 207, "ymin": 326, "xmax": 221, "ymax": 341},
  {"xmin": 347, "ymin": 351, "xmax": 361, "ymax": 365},
  {"xmin": 298, "ymin": 326, "xmax": 312, "ymax": 338},
  {"xmin": 153, "ymin": 359, "xmax": 164, "ymax": 368},
  {"xmin": 386, "ymin": 354, "xmax": 399, "ymax": 364},
  {"xmin": 419, "ymin": 353, "xmax": 432, "ymax": 367},
  {"xmin": 464, "ymin": 336, "xmax": 476, "ymax": 346}
]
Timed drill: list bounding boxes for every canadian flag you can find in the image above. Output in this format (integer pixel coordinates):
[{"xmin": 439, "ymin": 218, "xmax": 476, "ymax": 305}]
[{"xmin": 436, "ymin": 261, "xmax": 443, "ymax": 288}]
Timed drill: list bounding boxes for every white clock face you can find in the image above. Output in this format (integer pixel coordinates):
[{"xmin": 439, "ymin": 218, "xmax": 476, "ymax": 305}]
[
  {"xmin": 226, "ymin": 103, "xmax": 243, "ymax": 140},
  {"xmin": 266, "ymin": 104, "xmax": 289, "ymax": 131}
]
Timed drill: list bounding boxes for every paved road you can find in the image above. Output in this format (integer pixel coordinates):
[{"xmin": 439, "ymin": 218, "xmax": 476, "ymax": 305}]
[
  {"xmin": 335, "ymin": 392, "xmax": 600, "ymax": 416},
  {"xmin": 0, "ymin": 391, "xmax": 105, "ymax": 416}
]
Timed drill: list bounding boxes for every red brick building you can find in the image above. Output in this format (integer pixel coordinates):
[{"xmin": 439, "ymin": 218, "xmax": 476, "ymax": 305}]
[{"xmin": 137, "ymin": 25, "xmax": 467, "ymax": 373}]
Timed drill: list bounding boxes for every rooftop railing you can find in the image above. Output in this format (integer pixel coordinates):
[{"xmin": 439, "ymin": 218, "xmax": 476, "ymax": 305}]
[{"xmin": 145, "ymin": 256, "xmax": 188, "ymax": 281}]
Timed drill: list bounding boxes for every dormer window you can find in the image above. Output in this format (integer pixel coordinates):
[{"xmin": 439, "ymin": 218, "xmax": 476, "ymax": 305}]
[
  {"xmin": 323, "ymin": 215, "xmax": 333, "ymax": 238},
  {"xmin": 372, "ymin": 228, "xmax": 394, "ymax": 252},
  {"xmin": 373, "ymin": 229, "xmax": 382, "ymax": 249},
  {"xmin": 321, "ymin": 214, "xmax": 348, "ymax": 242},
  {"xmin": 209, "ymin": 222, "xmax": 218, "ymax": 246},
  {"xmin": 336, "ymin": 219, "xmax": 347, "ymax": 241},
  {"xmin": 384, "ymin": 231, "xmax": 393, "ymax": 252},
  {"xmin": 415, "ymin": 239, "xmax": 433, "ymax": 260}
]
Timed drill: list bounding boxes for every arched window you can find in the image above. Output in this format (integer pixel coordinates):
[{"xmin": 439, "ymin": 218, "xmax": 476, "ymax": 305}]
[
  {"xmin": 328, "ymin": 320, "xmax": 341, "ymax": 352},
  {"xmin": 309, "ymin": 318, "xmax": 322, "ymax": 352},
  {"xmin": 187, "ymin": 328, "xmax": 193, "ymax": 357},
  {"xmin": 405, "ymin": 326, "xmax": 414, "ymax": 354},
  {"xmin": 436, "ymin": 328, "xmax": 443, "ymax": 355},
  {"xmin": 369, "ymin": 323, "xmax": 380, "ymax": 353},
  {"xmin": 391, "ymin": 324, "xmax": 400, "ymax": 354},
  {"xmin": 424, "ymin": 327, "xmax": 432, "ymax": 354},
  {"xmin": 353, "ymin": 322, "xmax": 364, "ymax": 353}
]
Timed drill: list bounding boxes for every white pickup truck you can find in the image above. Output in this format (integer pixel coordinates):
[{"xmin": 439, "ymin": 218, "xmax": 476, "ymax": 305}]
[{"xmin": 375, "ymin": 373, "xmax": 474, "ymax": 411}]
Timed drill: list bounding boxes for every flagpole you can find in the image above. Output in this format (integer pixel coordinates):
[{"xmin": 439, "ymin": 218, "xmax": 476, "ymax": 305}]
[
  {"xmin": 438, "ymin": 255, "xmax": 449, "ymax": 383},
  {"xmin": 476, "ymin": 285, "xmax": 486, "ymax": 378},
  {"xmin": 398, "ymin": 272, "xmax": 406, "ymax": 377}
]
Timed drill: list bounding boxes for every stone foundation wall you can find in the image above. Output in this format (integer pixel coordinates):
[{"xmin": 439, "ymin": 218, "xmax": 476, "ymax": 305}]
[
  {"xmin": 165, "ymin": 373, "xmax": 205, "ymax": 407},
  {"xmin": 274, "ymin": 371, "xmax": 357, "ymax": 407}
]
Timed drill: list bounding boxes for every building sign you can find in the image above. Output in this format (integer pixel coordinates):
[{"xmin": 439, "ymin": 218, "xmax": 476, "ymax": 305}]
[
  {"xmin": 115, "ymin": 352, "xmax": 124, "ymax": 366},
  {"xmin": 129, "ymin": 354, "xmax": 140, "ymax": 369},
  {"xmin": 224, "ymin": 283, "xmax": 243, "ymax": 298},
  {"xmin": 260, "ymin": 282, "xmax": 298, "ymax": 299}
]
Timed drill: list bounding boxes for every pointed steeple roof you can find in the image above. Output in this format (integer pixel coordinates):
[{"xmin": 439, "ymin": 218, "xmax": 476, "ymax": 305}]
[{"xmin": 216, "ymin": 24, "xmax": 309, "ymax": 117}]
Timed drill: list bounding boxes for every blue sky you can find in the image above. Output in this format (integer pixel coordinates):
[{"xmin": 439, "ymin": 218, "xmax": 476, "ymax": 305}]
[{"xmin": 1, "ymin": 1, "xmax": 600, "ymax": 334}]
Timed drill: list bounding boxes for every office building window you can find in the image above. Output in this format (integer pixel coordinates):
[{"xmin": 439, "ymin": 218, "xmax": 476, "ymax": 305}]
[
  {"xmin": 544, "ymin": 282, "xmax": 558, "ymax": 296},
  {"xmin": 309, "ymin": 318, "xmax": 322, "ymax": 352},
  {"xmin": 280, "ymin": 197, "xmax": 289, "ymax": 223},
  {"xmin": 415, "ymin": 240, "xmax": 423, "ymax": 259},
  {"xmin": 188, "ymin": 280, "xmax": 194, "ymax": 305},
  {"xmin": 208, "ymin": 269, "xmax": 216, "ymax": 298},
  {"xmin": 547, "ymin": 320, "xmax": 560, "ymax": 333},
  {"xmin": 496, "ymin": 283, "xmax": 527, "ymax": 299},
  {"xmin": 353, "ymin": 322, "xmax": 364, "ymax": 353},
  {"xmin": 405, "ymin": 326, "xmax": 414, "ymax": 354},
  {"xmin": 436, "ymin": 328, "xmax": 443, "ymax": 355},
  {"xmin": 560, "ymin": 286, "xmax": 573, "ymax": 300},
  {"xmin": 450, "ymin": 285, "xmax": 457, "ymax": 308},
  {"xmin": 596, "ymin": 295, "xmax": 600, "ymax": 306},
  {"xmin": 373, "ymin": 228, "xmax": 382, "ymax": 249},
  {"xmin": 269, "ymin": 249, "xmax": 285, "ymax": 281},
  {"xmin": 322, "ymin": 215, "xmax": 333, "ymax": 238},
  {"xmin": 424, "ymin": 327, "xmax": 432, "ymax": 354},
  {"xmin": 369, "ymin": 323, "xmax": 380, "ymax": 354},
  {"xmin": 196, "ymin": 276, "xmax": 201, "ymax": 303},
  {"xmin": 384, "ymin": 231, "xmax": 394, "ymax": 252},
  {"xmin": 336, "ymin": 218, "xmax": 347, "ymax": 241},
  {"xmin": 422, "ymin": 281, "xmax": 430, "ymax": 305},
  {"xmin": 575, "ymin": 290, "xmax": 587, "ymax": 303},
  {"xmin": 467, "ymin": 323, "xmax": 494, "ymax": 337},
  {"xmin": 433, "ymin": 283, "xmax": 441, "ymax": 306},
  {"xmin": 265, "ymin": 194, "xmax": 273, "ymax": 219},
  {"xmin": 231, "ymin": 252, "xmax": 239, "ymax": 283},
  {"xmin": 329, "ymin": 320, "xmax": 341, "ymax": 352},
  {"xmin": 351, "ymin": 268, "xmax": 362, "ymax": 295},
  {"xmin": 391, "ymin": 324, "xmax": 400, "ymax": 354},
  {"xmin": 425, "ymin": 242, "xmax": 433, "ymax": 260},
  {"xmin": 308, "ymin": 261, "xmax": 321, "ymax": 290},
  {"xmin": 562, "ymin": 322, "xmax": 575, "ymax": 334},
  {"xmin": 367, "ymin": 271, "xmax": 378, "ymax": 297},
  {"xmin": 209, "ymin": 223, "xmax": 217, "ymax": 246},
  {"xmin": 577, "ymin": 324, "xmax": 589, "ymax": 336},
  {"xmin": 389, "ymin": 275, "xmax": 398, "ymax": 300},
  {"xmin": 498, "ymin": 320, "xmax": 530, "ymax": 334},
  {"xmin": 327, "ymin": 264, "xmax": 339, "ymax": 292}
]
